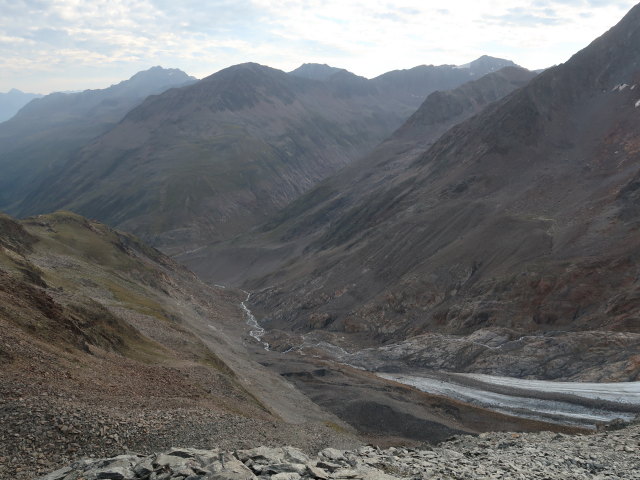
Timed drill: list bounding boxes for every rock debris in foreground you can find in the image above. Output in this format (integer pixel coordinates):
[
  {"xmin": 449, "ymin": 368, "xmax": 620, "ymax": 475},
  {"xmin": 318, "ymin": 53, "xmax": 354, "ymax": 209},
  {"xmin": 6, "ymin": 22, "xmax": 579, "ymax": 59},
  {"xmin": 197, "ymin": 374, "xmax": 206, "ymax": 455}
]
[{"xmin": 40, "ymin": 424, "xmax": 640, "ymax": 479}]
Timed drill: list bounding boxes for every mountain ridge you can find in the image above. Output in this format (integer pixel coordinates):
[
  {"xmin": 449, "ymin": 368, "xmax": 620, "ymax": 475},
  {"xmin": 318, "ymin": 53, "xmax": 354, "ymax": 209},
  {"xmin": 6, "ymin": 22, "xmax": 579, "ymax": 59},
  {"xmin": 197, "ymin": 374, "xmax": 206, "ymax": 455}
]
[
  {"xmin": 0, "ymin": 88, "xmax": 42, "ymax": 123},
  {"xmin": 14, "ymin": 57, "xmax": 521, "ymax": 254}
]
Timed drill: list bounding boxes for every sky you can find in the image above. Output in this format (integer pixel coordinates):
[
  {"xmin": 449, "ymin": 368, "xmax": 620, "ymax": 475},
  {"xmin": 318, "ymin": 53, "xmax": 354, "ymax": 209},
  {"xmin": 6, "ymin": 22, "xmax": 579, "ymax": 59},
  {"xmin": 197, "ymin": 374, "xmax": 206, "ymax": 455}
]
[{"xmin": 1, "ymin": 0, "xmax": 637, "ymax": 94}]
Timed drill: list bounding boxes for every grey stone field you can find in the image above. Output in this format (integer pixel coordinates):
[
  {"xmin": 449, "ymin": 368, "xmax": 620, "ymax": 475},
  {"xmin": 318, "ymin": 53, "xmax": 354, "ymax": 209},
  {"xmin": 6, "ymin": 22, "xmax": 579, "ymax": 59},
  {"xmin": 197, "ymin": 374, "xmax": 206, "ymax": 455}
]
[{"xmin": 40, "ymin": 423, "xmax": 640, "ymax": 480}]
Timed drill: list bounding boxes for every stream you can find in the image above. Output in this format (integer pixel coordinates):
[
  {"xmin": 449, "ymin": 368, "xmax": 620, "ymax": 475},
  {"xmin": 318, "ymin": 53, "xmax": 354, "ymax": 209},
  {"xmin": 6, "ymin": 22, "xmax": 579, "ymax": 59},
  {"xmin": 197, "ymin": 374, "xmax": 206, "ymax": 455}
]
[{"xmin": 240, "ymin": 291, "xmax": 269, "ymax": 350}]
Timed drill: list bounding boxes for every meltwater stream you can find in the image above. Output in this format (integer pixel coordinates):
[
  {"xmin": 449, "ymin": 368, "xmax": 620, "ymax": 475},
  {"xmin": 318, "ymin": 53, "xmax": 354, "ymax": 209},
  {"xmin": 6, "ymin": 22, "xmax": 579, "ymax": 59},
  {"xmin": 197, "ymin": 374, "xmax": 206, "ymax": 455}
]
[{"xmin": 240, "ymin": 291, "xmax": 269, "ymax": 350}]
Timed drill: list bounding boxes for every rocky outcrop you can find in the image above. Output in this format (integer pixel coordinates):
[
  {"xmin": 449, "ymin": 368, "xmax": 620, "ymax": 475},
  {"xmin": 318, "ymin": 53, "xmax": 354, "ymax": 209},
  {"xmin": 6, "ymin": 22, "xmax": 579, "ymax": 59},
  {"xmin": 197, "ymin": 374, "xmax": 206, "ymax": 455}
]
[
  {"xmin": 40, "ymin": 423, "xmax": 640, "ymax": 479},
  {"xmin": 333, "ymin": 328, "xmax": 640, "ymax": 382}
]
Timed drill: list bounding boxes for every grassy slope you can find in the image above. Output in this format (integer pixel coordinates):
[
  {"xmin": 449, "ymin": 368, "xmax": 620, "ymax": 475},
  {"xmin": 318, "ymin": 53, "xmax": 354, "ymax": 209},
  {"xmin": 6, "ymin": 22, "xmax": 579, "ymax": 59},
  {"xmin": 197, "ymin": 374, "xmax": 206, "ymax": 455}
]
[
  {"xmin": 0, "ymin": 210, "xmax": 251, "ymax": 387},
  {"xmin": 0, "ymin": 211, "xmax": 317, "ymax": 477}
]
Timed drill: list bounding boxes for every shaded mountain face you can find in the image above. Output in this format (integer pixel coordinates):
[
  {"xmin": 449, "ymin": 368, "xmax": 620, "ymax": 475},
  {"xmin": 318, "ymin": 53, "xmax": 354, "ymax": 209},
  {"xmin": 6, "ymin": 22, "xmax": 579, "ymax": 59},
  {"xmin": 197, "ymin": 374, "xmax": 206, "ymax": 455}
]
[
  {"xmin": 0, "ymin": 88, "xmax": 42, "ymax": 122},
  {"xmin": 231, "ymin": 5, "xmax": 640, "ymax": 379},
  {"xmin": 180, "ymin": 66, "xmax": 536, "ymax": 286},
  {"xmin": 16, "ymin": 57, "xmax": 518, "ymax": 254},
  {"xmin": 0, "ymin": 67, "xmax": 195, "ymax": 211},
  {"xmin": 16, "ymin": 57, "xmax": 517, "ymax": 253}
]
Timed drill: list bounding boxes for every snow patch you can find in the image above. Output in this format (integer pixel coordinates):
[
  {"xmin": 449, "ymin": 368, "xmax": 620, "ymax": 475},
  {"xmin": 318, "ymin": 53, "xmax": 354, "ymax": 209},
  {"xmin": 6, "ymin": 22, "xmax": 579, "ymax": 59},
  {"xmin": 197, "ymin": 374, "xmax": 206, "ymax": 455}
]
[
  {"xmin": 613, "ymin": 83, "xmax": 630, "ymax": 92},
  {"xmin": 635, "ymin": 99, "xmax": 640, "ymax": 108}
]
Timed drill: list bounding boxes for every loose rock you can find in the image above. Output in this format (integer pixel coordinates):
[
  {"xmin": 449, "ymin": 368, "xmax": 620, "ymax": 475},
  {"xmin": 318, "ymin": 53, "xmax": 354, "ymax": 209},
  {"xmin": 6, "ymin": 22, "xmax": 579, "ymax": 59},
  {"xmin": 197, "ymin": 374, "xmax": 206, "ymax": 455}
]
[{"xmin": 38, "ymin": 423, "xmax": 640, "ymax": 479}]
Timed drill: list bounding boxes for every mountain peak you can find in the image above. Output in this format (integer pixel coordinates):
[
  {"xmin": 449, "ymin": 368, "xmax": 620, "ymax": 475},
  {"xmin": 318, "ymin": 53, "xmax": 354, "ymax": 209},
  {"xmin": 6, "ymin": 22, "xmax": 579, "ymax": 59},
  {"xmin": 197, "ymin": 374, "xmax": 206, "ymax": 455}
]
[
  {"xmin": 0, "ymin": 89, "xmax": 43, "ymax": 122},
  {"xmin": 456, "ymin": 55, "xmax": 519, "ymax": 75},
  {"xmin": 289, "ymin": 63, "xmax": 348, "ymax": 81},
  {"xmin": 119, "ymin": 66, "xmax": 195, "ymax": 89},
  {"xmin": 203, "ymin": 62, "xmax": 284, "ymax": 82}
]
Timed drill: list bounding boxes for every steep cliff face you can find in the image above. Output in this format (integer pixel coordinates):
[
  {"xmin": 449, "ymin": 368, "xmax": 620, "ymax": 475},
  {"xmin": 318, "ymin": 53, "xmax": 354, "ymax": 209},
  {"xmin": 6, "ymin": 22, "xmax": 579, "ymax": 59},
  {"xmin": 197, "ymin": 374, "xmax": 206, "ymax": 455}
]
[{"xmin": 235, "ymin": 5, "xmax": 640, "ymax": 378}]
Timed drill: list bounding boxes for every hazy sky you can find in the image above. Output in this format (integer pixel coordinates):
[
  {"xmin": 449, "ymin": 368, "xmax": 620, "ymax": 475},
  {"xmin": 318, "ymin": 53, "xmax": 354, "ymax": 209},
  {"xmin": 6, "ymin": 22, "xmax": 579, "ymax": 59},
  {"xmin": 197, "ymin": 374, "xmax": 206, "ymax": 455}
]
[{"xmin": 1, "ymin": 0, "xmax": 637, "ymax": 93}]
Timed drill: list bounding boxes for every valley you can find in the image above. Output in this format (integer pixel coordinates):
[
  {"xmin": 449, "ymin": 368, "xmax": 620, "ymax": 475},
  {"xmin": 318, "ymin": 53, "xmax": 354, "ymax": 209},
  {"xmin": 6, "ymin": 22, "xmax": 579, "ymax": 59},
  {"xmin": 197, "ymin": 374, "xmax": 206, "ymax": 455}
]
[{"xmin": 3, "ymin": 2, "xmax": 640, "ymax": 479}]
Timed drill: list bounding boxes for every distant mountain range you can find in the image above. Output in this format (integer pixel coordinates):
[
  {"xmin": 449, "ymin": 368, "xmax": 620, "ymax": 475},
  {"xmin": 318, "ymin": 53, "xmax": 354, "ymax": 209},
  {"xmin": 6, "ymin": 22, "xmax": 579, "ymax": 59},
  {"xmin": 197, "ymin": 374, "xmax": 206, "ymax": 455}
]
[
  {"xmin": 11, "ymin": 56, "xmax": 519, "ymax": 254},
  {"xmin": 0, "ymin": 88, "xmax": 42, "ymax": 123},
  {"xmin": 0, "ymin": 66, "xmax": 195, "ymax": 211}
]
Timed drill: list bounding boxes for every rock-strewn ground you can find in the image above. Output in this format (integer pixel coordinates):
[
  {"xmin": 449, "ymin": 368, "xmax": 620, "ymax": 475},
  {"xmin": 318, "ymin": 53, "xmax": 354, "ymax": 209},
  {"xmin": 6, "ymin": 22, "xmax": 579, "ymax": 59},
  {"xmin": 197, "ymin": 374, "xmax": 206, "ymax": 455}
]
[
  {"xmin": 0, "ymin": 213, "xmax": 360, "ymax": 480},
  {"xmin": 39, "ymin": 423, "xmax": 640, "ymax": 480}
]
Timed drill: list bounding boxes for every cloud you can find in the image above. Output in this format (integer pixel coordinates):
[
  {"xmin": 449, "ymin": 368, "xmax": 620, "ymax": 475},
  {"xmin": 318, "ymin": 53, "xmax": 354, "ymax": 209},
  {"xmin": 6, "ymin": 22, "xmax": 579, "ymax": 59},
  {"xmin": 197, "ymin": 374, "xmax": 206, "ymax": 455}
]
[
  {"xmin": 0, "ymin": 0, "xmax": 638, "ymax": 93},
  {"xmin": 484, "ymin": 6, "xmax": 567, "ymax": 26}
]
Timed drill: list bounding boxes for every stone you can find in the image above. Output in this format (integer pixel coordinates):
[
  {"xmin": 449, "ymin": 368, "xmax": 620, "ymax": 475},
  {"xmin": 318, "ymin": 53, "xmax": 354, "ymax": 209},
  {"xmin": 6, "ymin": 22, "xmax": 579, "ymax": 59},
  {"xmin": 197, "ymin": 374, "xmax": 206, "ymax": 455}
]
[
  {"xmin": 154, "ymin": 453, "xmax": 198, "ymax": 470},
  {"xmin": 37, "ymin": 424, "xmax": 640, "ymax": 480},
  {"xmin": 205, "ymin": 457, "xmax": 257, "ymax": 480},
  {"xmin": 282, "ymin": 446, "xmax": 310, "ymax": 465},
  {"xmin": 307, "ymin": 464, "xmax": 329, "ymax": 479},
  {"xmin": 39, "ymin": 466, "xmax": 73, "ymax": 480},
  {"xmin": 165, "ymin": 448, "xmax": 197, "ymax": 458},
  {"xmin": 132, "ymin": 458, "xmax": 154, "ymax": 477},
  {"xmin": 264, "ymin": 463, "xmax": 307, "ymax": 475},
  {"xmin": 316, "ymin": 461, "xmax": 341, "ymax": 472},
  {"xmin": 237, "ymin": 447, "xmax": 285, "ymax": 465},
  {"xmin": 319, "ymin": 448, "xmax": 345, "ymax": 462},
  {"xmin": 270, "ymin": 473, "xmax": 301, "ymax": 480}
]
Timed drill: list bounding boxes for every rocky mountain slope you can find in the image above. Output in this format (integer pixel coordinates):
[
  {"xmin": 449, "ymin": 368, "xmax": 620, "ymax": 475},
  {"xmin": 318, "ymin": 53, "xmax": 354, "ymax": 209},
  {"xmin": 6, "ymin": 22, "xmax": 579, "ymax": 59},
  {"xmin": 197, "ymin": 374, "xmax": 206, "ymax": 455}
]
[
  {"xmin": 226, "ymin": 4, "xmax": 640, "ymax": 381},
  {"xmin": 0, "ymin": 211, "xmax": 360, "ymax": 479},
  {"xmin": 0, "ymin": 67, "xmax": 195, "ymax": 212},
  {"xmin": 14, "ymin": 57, "xmax": 517, "ymax": 255},
  {"xmin": 39, "ymin": 423, "xmax": 640, "ymax": 480},
  {"xmin": 180, "ymin": 66, "xmax": 536, "ymax": 286},
  {"xmin": 2, "ymin": 211, "xmax": 592, "ymax": 479},
  {"xmin": 0, "ymin": 88, "xmax": 42, "ymax": 122}
]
